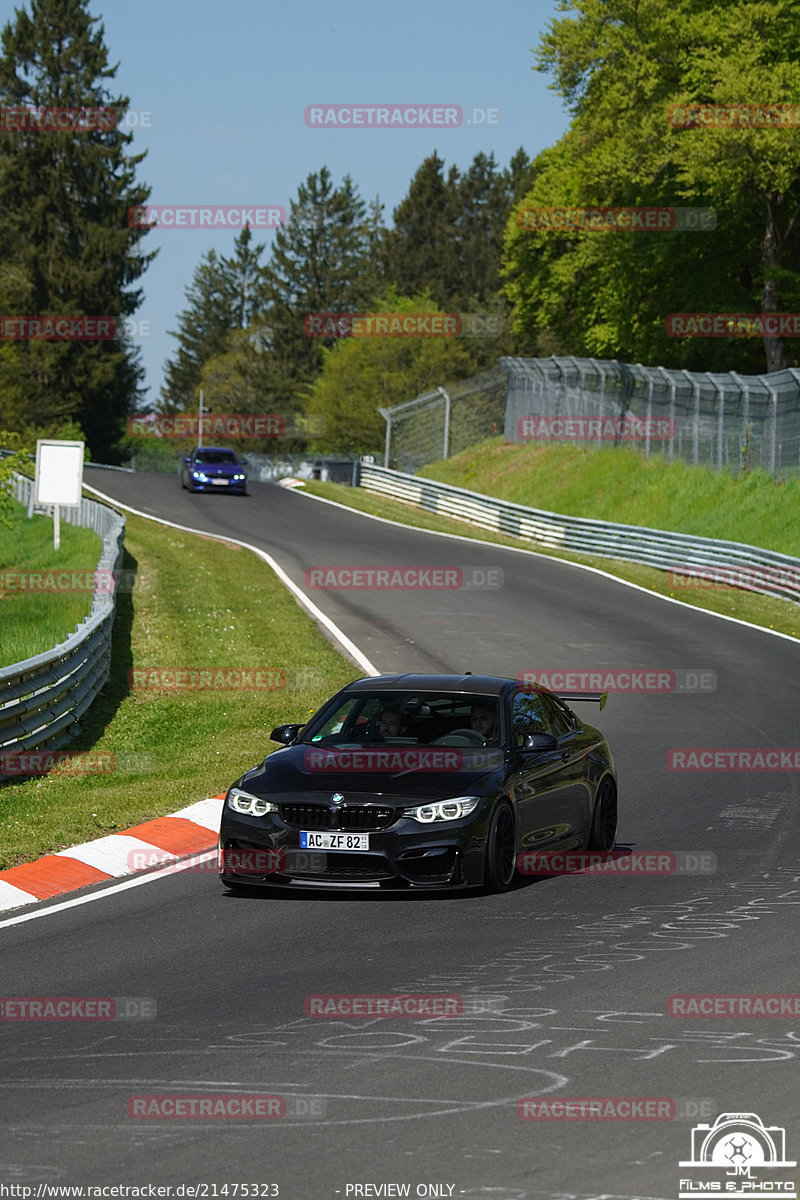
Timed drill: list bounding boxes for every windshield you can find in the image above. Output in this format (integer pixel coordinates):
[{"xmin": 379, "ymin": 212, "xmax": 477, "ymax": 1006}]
[
  {"xmin": 195, "ymin": 450, "xmax": 237, "ymax": 464},
  {"xmin": 302, "ymin": 691, "xmax": 501, "ymax": 747}
]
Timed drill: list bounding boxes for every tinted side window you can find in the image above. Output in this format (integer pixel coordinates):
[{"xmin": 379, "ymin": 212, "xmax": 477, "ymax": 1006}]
[
  {"xmin": 511, "ymin": 691, "xmax": 550, "ymax": 745},
  {"xmin": 540, "ymin": 693, "xmax": 575, "ymax": 738}
]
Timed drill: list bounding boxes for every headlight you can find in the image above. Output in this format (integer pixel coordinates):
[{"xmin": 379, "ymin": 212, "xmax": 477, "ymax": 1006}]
[
  {"xmin": 228, "ymin": 787, "xmax": 277, "ymax": 816},
  {"xmin": 191, "ymin": 470, "xmax": 208, "ymax": 481},
  {"xmin": 233, "ymin": 473, "xmax": 245, "ymax": 480},
  {"xmin": 401, "ymin": 796, "xmax": 482, "ymax": 823}
]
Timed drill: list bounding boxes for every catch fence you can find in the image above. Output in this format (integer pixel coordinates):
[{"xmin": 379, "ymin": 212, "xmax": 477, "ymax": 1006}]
[{"xmin": 378, "ymin": 357, "xmax": 800, "ymax": 477}]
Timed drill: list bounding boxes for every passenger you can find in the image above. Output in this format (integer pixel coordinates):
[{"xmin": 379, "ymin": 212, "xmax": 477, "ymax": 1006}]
[{"xmin": 378, "ymin": 705, "xmax": 407, "ymax": 739}]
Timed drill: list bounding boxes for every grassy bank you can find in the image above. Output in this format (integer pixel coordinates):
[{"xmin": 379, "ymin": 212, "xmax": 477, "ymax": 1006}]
[
  {"xmin": 300, "ymin": 470, "xmax": 799, "ymax": 639},
  {"xmin": 3, "ymin": 441, "xmax": 798, "ymax": 868},
  {"xmin": 420, "ymin": 439, "xmax": 800, "ymax": 555},
  {"xmin": 0, "ymin": 511, "xmax": 360, "ymax": 868},
  {"xmin": 0, "ymin": 500, "xmax": 101, "ymax": 665}
]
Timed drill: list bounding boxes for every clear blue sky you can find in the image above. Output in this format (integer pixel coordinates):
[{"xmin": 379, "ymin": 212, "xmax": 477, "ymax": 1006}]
[{"xmin": 96, "ymin": 0, "xmax": 573, "ymax": 404}]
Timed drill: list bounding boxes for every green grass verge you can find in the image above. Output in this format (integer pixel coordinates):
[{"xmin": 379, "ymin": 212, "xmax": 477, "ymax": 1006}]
[
  {"xmin": 0, "ymin": 499, "xmax": 101, "ymax": 666},
  {"xmin": 419, "ymin": 439, "xmax": 800, "ymax": 555},
  {"xmin": 299, "ymin": 476, "xmax": 800, "ymax": 639},
  {"xmin": 0, "ymin": 511, "xmax": 361, "ymax": 869},
  {"xmin": 4, "ymin": 446, "xmax": 798, "ymax": 870}
]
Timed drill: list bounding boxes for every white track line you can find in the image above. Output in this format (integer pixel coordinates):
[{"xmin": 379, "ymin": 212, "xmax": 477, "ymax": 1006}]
[
  {"xmin": 294, "ymin": 485, "xmax": 800, "ymax": 643},
  {"xmin": 0, "ymin": 482, "xmax": 383, "ymax": 927},
  {"xmin": 0, "ymin": 851, "xmax": 217, "ymax": 930},
  {"xmin": 83, "ymin": 482, "xmax": 380, "ymax": 674}
]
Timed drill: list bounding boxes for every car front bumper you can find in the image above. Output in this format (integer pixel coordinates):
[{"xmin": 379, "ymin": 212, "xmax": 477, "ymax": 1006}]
[
  {"xmin": 188, "ymin": 478, "xmax": 246, "ymax": 492},
  {"xmin": 218, "ymin": 805, "xmax": 491, "ymax": 889}
]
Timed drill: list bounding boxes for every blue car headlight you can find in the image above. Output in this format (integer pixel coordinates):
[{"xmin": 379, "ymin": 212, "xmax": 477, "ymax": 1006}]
[
  {"xmin": 401, "ymin": 796, "xmax": 482, "ymax": 823},
  {"xmin": 228, "ymin": 787, "xmax": 278, "ymax": 816},
  {"xmin": 191, "ymin": 470, "xmax": 208, "ymax": 481},
  {"xmin": 233, "ymin": 473, "xmax": 245, "ymax": 480}
]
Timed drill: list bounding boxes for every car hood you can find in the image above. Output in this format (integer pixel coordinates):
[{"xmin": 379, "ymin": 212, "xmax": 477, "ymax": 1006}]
[
  {"xmin": 193, "ymin": 462, "xmax": 241, "ymax": 475},
  {"xmin": 235, "ymin": 742, "xmax": 505, "ymax": 801}
]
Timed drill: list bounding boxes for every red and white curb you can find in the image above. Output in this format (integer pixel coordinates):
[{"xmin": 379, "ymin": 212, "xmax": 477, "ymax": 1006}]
[{"xmin": 0, "ymin": 795, "xmax": 225, "ymax": 912}]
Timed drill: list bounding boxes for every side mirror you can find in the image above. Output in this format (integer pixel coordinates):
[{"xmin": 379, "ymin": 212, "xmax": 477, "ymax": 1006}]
[
  {"xmin": 240, "ymin": 457, "xmax": 249, "ymax": 466},
  {"xmin": 183, "ymin": 456, "xmax": 191, "ymax": 464},
  {"xmin": 521, "ymin": 731, "xmax": 558, "ymax": 752},
  {"xmin": 270, "ymin": 723, "xmax": 303, "ymax": 745}
]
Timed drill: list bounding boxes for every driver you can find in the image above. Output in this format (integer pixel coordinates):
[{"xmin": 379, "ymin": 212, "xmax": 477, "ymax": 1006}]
[{"xmin": 470, "ymin": 703, "xmax": 497, "ymax": 741}]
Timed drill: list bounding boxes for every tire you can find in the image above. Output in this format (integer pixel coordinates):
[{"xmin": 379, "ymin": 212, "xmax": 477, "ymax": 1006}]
[
  {"xmin": 587, "ymin": 777, "xmax": 617, "ymax": 852},
  {"xmin": 483, "ymin": 801, "xmax": 517, "ymax": 892}
]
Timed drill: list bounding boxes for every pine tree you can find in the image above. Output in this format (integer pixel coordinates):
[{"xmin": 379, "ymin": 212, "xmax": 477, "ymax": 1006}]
[
  {"xmin": 385, "ymin": 150, "xmax": 531, "ymax": 311},
  {"xmin": 452, "ymin": 151, "xmax": 509, "ymax": 305},
  {"xmin": 0, "ymin": 0, "xmax": 154, "ymax": 461},
  {"xmin": 384, "ymin": 153, "xmax": 458, "ymax": 307},
  {"xmin": 160, "ymin": 228, "xmax": 269, "ymax": 411},
  {"xmin": 263, "ymin": 167, "xmax": 376, "ymax": 409}
]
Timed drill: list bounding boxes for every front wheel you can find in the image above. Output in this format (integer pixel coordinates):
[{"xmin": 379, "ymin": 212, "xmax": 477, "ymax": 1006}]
[
  {"xmin": 483, "ymin": 801, "xmax": 517, "ymax": 892},
  {"xmin": 587, "ymin": 778, "xmax": 617, "ymax": 851}
]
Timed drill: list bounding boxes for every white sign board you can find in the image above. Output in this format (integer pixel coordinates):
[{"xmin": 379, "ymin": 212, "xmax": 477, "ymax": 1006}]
[{"xmin": 34, "ymin": 440, "xmax": 84, "ymax": 506}]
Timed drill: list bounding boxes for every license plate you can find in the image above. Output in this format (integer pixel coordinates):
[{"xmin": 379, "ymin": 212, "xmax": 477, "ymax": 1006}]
[
  {"xmin": 211, "ymin": 478, "xmax": 228, "ymax": 485},
  {"xmin": 300, "ymin": 831, "xmax": 369, "ymax": 851}
]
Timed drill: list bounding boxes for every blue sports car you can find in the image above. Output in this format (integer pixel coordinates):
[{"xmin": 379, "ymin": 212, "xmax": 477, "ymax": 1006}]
[{"xmin": 180, "ymin": 446, "xmax": 248, "ymax": 494}]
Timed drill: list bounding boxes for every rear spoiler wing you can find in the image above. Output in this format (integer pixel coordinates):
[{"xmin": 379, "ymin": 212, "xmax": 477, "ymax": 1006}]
[{"xmin": 558, "ymin": 691, "xmax": 609, "ymax": 711}]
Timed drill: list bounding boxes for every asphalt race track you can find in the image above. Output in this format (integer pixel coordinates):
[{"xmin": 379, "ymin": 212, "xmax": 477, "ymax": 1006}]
[{"xmin": 2, "ymin": 470, "xmax": 799, "ymax": 1200}]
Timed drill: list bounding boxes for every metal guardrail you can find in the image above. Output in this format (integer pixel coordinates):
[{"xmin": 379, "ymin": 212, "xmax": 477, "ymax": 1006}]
[
  {"xmin": 359, "ymin": 463, "xmax": 800, "ymax": 606},
  {"xmin": 0, "ymin": 475, "xmax": 126, "ymax": 767}
]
